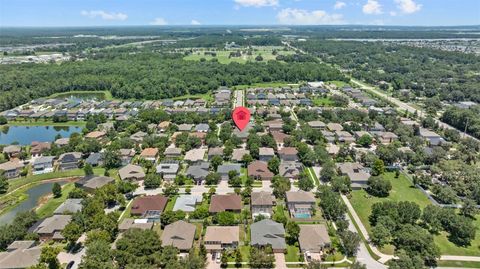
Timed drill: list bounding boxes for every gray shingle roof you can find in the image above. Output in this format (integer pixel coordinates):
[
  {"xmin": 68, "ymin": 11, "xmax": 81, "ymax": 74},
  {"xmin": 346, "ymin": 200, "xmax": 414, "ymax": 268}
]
[{"xmin": 250, "ymin": 219, "xmax": 286, "ymax": 250}]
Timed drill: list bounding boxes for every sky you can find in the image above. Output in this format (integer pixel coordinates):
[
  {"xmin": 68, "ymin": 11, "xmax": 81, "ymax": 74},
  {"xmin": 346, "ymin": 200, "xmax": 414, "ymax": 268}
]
[{"xmin": 0, "ymin": 0, "xmax": 479, "ymax": 27}]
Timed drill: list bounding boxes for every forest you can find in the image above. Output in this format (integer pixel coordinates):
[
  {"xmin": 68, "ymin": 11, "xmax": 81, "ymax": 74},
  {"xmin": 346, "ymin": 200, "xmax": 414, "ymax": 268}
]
[
  {"xmin": 294, "ymin": 40, "xmax": 480, "ymax": 103},
  {"xmin": 0, "ymin": 51, "xmax": 345, "ymax": 110}
]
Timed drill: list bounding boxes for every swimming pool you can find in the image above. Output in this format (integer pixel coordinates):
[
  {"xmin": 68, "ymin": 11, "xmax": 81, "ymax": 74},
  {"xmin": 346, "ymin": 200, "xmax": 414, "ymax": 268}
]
[{"xmin": 294, "ymin": 213, "xmax": 311, "ymax": 219}]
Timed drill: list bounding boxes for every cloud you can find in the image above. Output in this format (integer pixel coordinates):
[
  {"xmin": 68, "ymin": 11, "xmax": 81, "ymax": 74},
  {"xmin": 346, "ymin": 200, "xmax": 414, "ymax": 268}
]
[
  {"xmin": 362, "ymin": 0, "xmax": 382, "ymax": 15},
  {"xmin": 191, "ymin": 19, "xmax": 201, "ymax": 25},
  {"xmin": 80, "ymin": 10, "xmax": 127, "ymax": 21},
  {"xmin": 389, "ymin": 11, "xmax": 397, "ymax": 16},
  {"xmin": 334, "ymin": 1, "xmax": 346, "ymax": 10},
  {"xmin": 395, "ymin": 0, "xmax": 422, "ymax": 14},
  {"xmin": 150, "ymin": 17, "xmax": 168, "ymax": 25},
  {"xmin": 234, "ymin": 0, "xmax": 278, "ymax": 7},
  {"xmin": 277, "ymin": 8, "xmax": 344, "ymax": 25}
]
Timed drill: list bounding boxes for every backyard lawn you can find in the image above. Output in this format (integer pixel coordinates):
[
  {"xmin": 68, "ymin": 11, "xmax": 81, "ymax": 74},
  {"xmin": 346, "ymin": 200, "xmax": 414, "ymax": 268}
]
[
  {"xmin": 285, "ymin": 245, "xmax": 301, "ymax": 262},
  {"xmin": 349, "ymin": 172, "xmax": 480, "ymax": 256},
  {"xmin": 184, "ymin": 46, "xmax": 294, "ymax": 65},
  {"xmin": 36, "ymin": 182, "xmax": 75, "ymax": 218}
]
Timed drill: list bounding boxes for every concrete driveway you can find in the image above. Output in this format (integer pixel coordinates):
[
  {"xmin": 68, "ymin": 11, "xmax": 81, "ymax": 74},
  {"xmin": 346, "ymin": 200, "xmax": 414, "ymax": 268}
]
[
  {"xmin": 206, "ymin": 253, "xmax": 220, "ymax": 269},
  {"xmin": 274, "ymin": 253, "xmax": 287, "ymax": 269},
  {"xmin": 57, "ymin": 248, "xmax": 85, "ymax": 269}
]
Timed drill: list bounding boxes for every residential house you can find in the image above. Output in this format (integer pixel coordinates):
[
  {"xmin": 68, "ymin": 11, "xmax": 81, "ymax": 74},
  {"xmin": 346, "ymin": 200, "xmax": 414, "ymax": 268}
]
[
  {"xmin": 76, "ymin": 176, "xmax": 115, "ymax": 192},
  {"xmin": 278, "ymin": 147, "xmax": 298, "ymax": 162},
  {"xmin": 131, "ymin": 195, "xmax": 168, "ymax": 221},
  {"xmin": 85, "ymin": 152, "xmax": 103, "ymax": 167},
  {"xmin": 209, "ymin": 194, "xmax": 242, "ymax": 213},
  {"xmin": 85, "ymin": 131, "xmax": 106, "ymax": 141},
  {"xmin": 336, "ymin": 131, "xmax": 355, "ymax": 144},
  {"xmin": 119, "ymin": 148, "xmax": 135, "ymax": 165},
  {"xmin": 130, "ymin": 131, "xmax": 148, "ymax": 143},
  {"xmin": 279, "ymin": 161, "xmax": 302, "ymax": 179},
  {"xmin": 419, "ymin": 128, "xmax": 444, "ymax": 146},
  {"xmin": 251, "ymin": 191, "xmax": 275, "ymax": 218},
  {"xmin": 298, "ymin": 225, "xmax": 331, "ymax": 256},
  {"xmin": 164, "ymin": 147, "xmax": 182, "ymax": 159},
  {"xmin": 271, "ymin": 131, "xmax": 290, "ymax": 148},
  {"xmin": 0, "ymin": 241, "xmax": 41, "ymax": 269},
  {"xmin": 217, "ymin": 163, "xmax": 242, "ymax": 181},
  {"xmin": 156, "ymin": 161, "xmax": 180, "ymax": 182},
  {"xmin": 376, "ymin": 131, "xmax": 398, "ymax": 144},
  {"xmin": 30, "ymin": 215, "xmax": 71, "ymax": 241},
  {"xmin": 307, "ymin": 121, "xmax": 326, "ymax": 130},
  {"xmin": 30, "ymin": 142, "xmax": 51, "ymax": 157},
  {"xmin": 336, "ymin": 162, "xmax": 371, "ymax": 189},
  {"xmin": 118, "ymin": 218, "xmax": 154, "ymax": 232},
  {"xmin": 186, "ymin": 162, "xmax": 210, "ymax": 184},
  {"xmin": 158, "ymin": 121, "xmax": 170, "ymax": 133},
  {"xmin": 208, "ymin": 147, "xmax": 223, "ymax": 160},
  {"xmin": 54, "ymin": 137, "xmax": 69, "ymax": 147},
  {"xmin": 204, "ymin": 226, "xmax": 239, "ymax": 253},
  {"xmin": 32, "ymin": 156, "xmax": 55, "ymax": 175},
  {"xmin": 140, "ymin": 148, "xmax": 158, "ymax": 162},
  {"xmin": 321, "ymin": 130, "xmax": 335, "ymax": 143},
  {"xmin": 161, "ymin": 220, "xmax": 196, "ymax": 251},
  {"xmin": 173, "ymin": 195, "xmax": 203, "ymax": 212},
  {"xmin": 259, "ymin": 147, "xmax": 275, "ymax": 161},
  {"xmin": 0, "ymin": 160, "xmax": 24, "ymax": 179},
  {"xmin": 119, "ymin": 164, "xmax": 146, "ymax": 181},
  {"xmin": 231, "ymin": 149, "xmax": 250, "ymax": 162},
  {"xmin": 250, "ymin": 219, "xmax": 286, "ymax": 252},
  {"xmin": 195, "ymin": 123, "xmax": 210, "ymax": 133},
  {"xmin": 58, "ymin": 152, "xmax": 82, "ymax": 171},
  {"xmin": 184, "ymin": 148, "xmax": 206, "ymax": 163},
  {"xmin": 286, "ymin": 191, "xmax": 316, "ymax": 219},
  {"xmin": 248, "ymin": 161, "xmax": 274, "ymax": 181},
  {"xmin": 3, "ymin": 145, "xmax": 21, "ymax": 158},
  {"xmin": 326, "ymin": 123, "xmax": 343, "ymax": 132},
  {"xmin": 178, "ymin": 124, "xmax": 194, "ymax": 132},
  {"xmin": 54, "ymin": 199, "xmax": 83, "ymax": 215}
]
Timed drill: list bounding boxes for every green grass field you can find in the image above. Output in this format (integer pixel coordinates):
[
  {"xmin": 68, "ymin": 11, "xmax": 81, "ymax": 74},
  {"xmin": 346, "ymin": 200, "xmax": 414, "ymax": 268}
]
[
  {"xmin": 312, "ymin": 97, "xmax": 335, "ymax": 107},
  {"xmin": 349, "ymin": 172, "xmax": 480, "ymax": 256},
  {"xmin": 49, "ymin": 90, "xmax": 113, "ymax": 100},
  {"xmin": 183, "ymin": 46, "xmax": 294, "ymax": 64},
  {"xmin": 285, "ymin": 245, "xmax": 301, "ymax": 262}
]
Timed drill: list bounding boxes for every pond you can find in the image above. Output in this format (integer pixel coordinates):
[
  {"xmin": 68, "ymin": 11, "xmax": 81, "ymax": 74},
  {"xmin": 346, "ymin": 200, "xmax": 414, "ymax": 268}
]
[
  {"xmin": 0, "ymin": 125, "xmax": 82, "ymax": 145},
  {"xmin": 0, "ymin": 181, "xmax": 67, "ymax": 225}
]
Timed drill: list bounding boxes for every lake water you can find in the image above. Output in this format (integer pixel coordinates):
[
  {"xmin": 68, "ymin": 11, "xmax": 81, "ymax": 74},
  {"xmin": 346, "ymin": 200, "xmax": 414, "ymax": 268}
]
[
  {"xmin": 0, "ymin": 181, "xmax": 66, "ymax": 225},
  {"xmin": 0, "ymin": 125, "xmax": 82, "ymax": 145}
]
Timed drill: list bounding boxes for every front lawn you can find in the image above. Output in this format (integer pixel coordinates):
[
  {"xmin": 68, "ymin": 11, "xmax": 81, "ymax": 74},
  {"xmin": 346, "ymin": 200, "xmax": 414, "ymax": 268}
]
[
  {"xmin": 285, "ymin": 245, "xmax": 301, "ymax": 262},
  {"xmin": 36, "ymin": 182, "xmax": 75, "ymax": 218}
]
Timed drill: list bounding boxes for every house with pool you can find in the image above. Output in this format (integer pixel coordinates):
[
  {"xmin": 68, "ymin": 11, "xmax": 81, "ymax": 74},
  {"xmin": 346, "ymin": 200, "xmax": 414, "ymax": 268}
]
[{"xmin": 285, "ymin": 191, "xmax": 316, "ymax": 219}]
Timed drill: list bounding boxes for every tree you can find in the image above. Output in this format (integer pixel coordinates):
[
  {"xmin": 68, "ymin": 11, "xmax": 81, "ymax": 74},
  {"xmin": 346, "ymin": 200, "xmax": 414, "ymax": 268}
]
[
  {"xmin": 317, "ymin": 186, "xmax": 347, "ymax": 221},
  {"xmin": 255, "ymin": 55, "xmax": 263, "ymax": 61},
  {"xmin": 371, "ymin": 159, "xmax": 385, "ymax": 176},
  {"xmin": 211, "ymin": 155, "xmax": 223, "ymax": 170},
  {"xmin": 144, "ymin": 173, "xmax": 162, "ymax": 189},
  {"xmin": 249, "ymin": 246, "xmax": 274, "ymax": 268},
  {"xmin": 267, "ymin": 157, "xmax": 280, "ymax": 174},
  {"xmin": 220, "ymin": 249, "xmax": 228, "ymax": 268},
  {"xmin": 286, "ymin": 221, "xmax": 300, "ymax": 244},
  {"xmin": 461, "ymin": 198, "xmax": 478, "ymax": 218},
  {"xmin": 271, "ymin": 175, "xmax": 291, "ymax": 199},
  {"xmin": 213, "ymin": 211, "xmax": 237, "ymax": 226},
  {"xmin": 349, "ymin": 262, "xmax": 367, "ymax": 269},
  {"xmin": 163, "ymin": 183, "xmax": 179, "ymax": 196},
  {"xmin": 114, "ymin": 229, "xmax": 164, "ymax": 268},
  {"xmin": 371, "ymin": 224, "xmax": 391, "ymax": 247},
  {"xmin": 367, "ymin": 176, "xmax": 392, "ymax": 197},
  {"xmin": 234, "ymin": 248, "xmax": 242, "ymax": 268},
  {"xmin": 242, "ymin": 153, "xmax": 253, "ymax": 165},
  {"xmin": 62, "ymin": 222, "xmax": 83, "ymax": 247},
  {"xmin": 79, "ymin": 239, "xmax": 115, "ymax": 269},
  {"xmin": 39, "ymin": 245, "xmax": 61, "ymax": 269},
  {"xmin": 84, "ymin": 163, "xmax": 94, "ymax": 176},
  {"xmin": 0, "ymin": 173, "xmax": 8, "ymax": 194},
  {"xmin": 298, "ymin": 174, "xmax": 314, "ymax": 191},
  {"xmin": 422, "ymin": 205, "xmax": 443, "ymax": 233},
  {"xmin": 320, "ymin": 161, "xmax": 337, "ymax": 182},
  {"xmin": 102, "ymin": 149, "xmax": 122, "ymax": 169},
  {"xmin": 339, "ymin": 230, "xmax": 360, "ymax": 256},
  {"xmin": 161, "ymin": 211, "xmax": 186, "ymax": 227},
  {"xmin": 431, "ymin": 184, "xmax": 458, "ymax": 204},
  {"xmin": 205, "ymin": 172, "xmax": 221, "ymax": 185},
  {"xmin": 0, "ymin": 116, "xmax": 7, "ymax": 125},
  {"xmin": 387, "ymin": 250, "xmax": 424, "ymax": 269},
  {"xmin": 393, "ymin": 224, "xmax": 440, "ymax": 266},
  {"xmin": 357, "ymin": 134, "xmax": 373, "ymax": 147},
  {"xmin": 52, "ymin": 182, "xmax": 62, "ymax": 198}
]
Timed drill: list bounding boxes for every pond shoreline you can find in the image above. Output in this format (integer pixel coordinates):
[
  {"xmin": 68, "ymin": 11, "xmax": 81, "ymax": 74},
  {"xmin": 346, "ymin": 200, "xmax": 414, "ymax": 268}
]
[{"xmin": 0, "ymin": 177, "xmax": 80, "ymax": 217}]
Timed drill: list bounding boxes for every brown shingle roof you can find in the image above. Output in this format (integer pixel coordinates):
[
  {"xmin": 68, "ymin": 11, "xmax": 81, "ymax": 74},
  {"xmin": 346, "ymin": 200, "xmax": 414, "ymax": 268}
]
[
  {"xmin": 209, "ymin": 194, "xmax": 242, "ymax": 213},
  {"xmin": 161, "ymin": 220, "xmax": 196, "ymax": 250},
  {"xmin": 131, "ymin": 195, "xmax": 168, "ymax": 216},
  {"xmin": 140, "ymin": 148, "xmax": 158, "ymax": 157},
  {"xmin": 251, "ymin": 191, "xmax": 274, "ymax": 206},
  {"xmin": 247, "ymin": 161, "xmax": 274, "ymax": 180}
]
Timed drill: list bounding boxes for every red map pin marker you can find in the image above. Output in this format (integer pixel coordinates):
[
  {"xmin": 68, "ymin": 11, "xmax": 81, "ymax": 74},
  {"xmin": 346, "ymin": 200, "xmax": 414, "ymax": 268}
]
[{"xmin": 232, "ymin": 106, "xmax": 251, "ymax": 131}]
